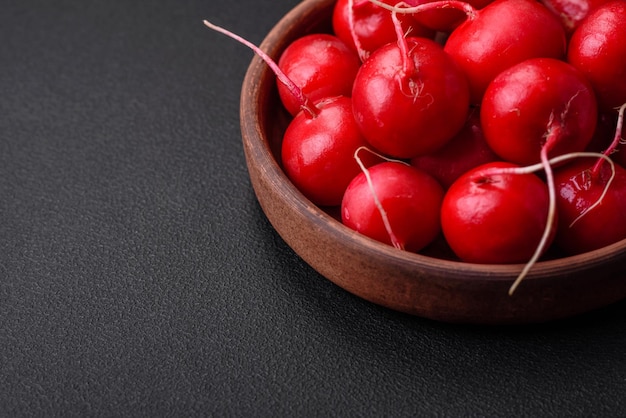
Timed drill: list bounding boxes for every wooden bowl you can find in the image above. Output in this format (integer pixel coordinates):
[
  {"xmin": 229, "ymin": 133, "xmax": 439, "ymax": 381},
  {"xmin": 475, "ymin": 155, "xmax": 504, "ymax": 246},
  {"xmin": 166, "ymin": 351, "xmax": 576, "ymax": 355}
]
[{"xmin": 239, "ymin": 0, "xmax": 626, "ymax": 324}]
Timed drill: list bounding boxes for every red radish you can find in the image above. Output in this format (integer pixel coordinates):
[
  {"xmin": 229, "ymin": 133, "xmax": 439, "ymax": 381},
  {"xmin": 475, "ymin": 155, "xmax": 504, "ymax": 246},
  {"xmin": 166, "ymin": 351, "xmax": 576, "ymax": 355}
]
[
  {"xmin": 552, "ymin": 104, "xmax": 626, "ymax": 254},
  {"xmin": 281, "ymin": 96, "xmax": 377, "ymax": 206},
  {"xmin": 441, "ymin": 161, "xmax": 555, "ymax": 266},
  {"xmin": 540, "ymin": 0, "xmax": 611, "ymax": 34},
  {"xmin": 551, "ymin": 101, "xmax": 625, "ymax": 255},
  {"xmin": 341, "ymin": 160, "xmax": 444, "ymax": 252},
  {"xmin": 332, "ymin": 0, "xmax": 434, "ymax": 61},
  {"xmin": 351, "ymin": 13, "xmax": 470, "ymax": 159},
  {"xmin": 553, "ymin": 157, "xmax": 626, "ymax": 255},
  {"xmin": 277, "ymin": 33, "xmax": 361, "ymax": 116},
  {"xmin": 480, "ymin": 57, "xmax": 597, "ymax": 166},
  {"xmin": 203, "ymin": 21, "xmax": 373, "ymax": 207},
  {"xmin": 444, "ymin": 0, "xmax": 567, "ymax": 104},
  {"xmin": 410, "ymin": 109, "xmax": 499, "ymax": 188},
  {"xmin": 567, "ymin": 0, "xmax": 626, "ymax": 111}
]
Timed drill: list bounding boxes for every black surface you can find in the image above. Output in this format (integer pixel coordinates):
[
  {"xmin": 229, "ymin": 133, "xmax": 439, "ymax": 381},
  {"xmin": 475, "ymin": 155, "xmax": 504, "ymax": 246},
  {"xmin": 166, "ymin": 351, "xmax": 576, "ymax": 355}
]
[{"xmin": 2, "ymin": 0, "xmax": 626, "ymax": 416}]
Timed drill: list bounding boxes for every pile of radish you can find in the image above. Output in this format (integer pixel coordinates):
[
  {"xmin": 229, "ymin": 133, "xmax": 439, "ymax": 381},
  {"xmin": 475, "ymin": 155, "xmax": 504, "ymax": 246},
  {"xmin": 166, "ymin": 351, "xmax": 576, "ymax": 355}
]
[{"xmin": 205, "ymin": 0, "xmax": 626, "ymax": 294}]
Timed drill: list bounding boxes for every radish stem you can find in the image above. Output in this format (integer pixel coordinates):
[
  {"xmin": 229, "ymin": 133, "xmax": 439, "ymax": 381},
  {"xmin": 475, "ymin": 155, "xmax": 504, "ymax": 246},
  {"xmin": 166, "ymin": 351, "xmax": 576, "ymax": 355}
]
[
  {"xmin": 592, "ymin": 102, "xmax": 626, "ymax": 176},
  {"xmin": 348, "ymin": 0, "xmax": 370, "ymax": 62},
  {"xmin": 368, "ymin": 0, "xmax": 478, "ymax": 20}
]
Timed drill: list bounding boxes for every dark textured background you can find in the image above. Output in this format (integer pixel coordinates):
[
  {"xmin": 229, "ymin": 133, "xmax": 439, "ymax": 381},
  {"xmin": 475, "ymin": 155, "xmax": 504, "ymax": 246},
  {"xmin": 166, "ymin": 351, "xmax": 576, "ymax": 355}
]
[{"xmin": 1, "ymin": 0, "xmax": 625, "ymax": 416}]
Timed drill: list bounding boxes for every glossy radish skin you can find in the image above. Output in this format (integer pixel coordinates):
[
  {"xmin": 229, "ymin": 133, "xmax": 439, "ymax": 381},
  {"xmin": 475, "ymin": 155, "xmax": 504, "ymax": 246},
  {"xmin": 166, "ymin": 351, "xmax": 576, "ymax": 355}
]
[
  {"xmin": 281, "ymin": 96, "xmax": 375, "ymax": 207},
  {"xmin": 481, "ymin": 58, "xmax": 597, "ymax": 166},
  {"xmin": 554, "ymin": 158, "xmax": 626, "ymax": 254},
  {"xmin": 277, "ymin": 33, "xmax": 361, "ymax": 116},
  {"xmin": 410, "ymin": 110, "xmax": 499, "ymax": 188},
  {"xmin": 567, "ymin": 1, "xmax": 626, "ymax": 111},
  {"xmin": 444, "ymin": 0, "xmax": 567, "ymax": 104},
  {"xmin": 441, "ymin": 161, "xmax": 555, "ymax": 264},
  {"xmin": 541, "ymin": 0, "xmax": 611, "ymax": 34},
  {"xmin": 332, "ymin": 0, "xmax": 434, "ymax": 60},
  {"xmin": 341, "ymin": 162, "xmax": 444, "ymax": 252},
  {"xmin": 352, "ymin": 36, "xmax": 470, "ymax": 159}
]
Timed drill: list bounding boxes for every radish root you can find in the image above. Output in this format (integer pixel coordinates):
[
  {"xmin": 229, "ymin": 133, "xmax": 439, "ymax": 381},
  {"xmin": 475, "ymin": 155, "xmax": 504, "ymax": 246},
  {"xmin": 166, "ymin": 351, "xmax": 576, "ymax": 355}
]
[
  {"xmin": 348, "ymin": 0, "xmax": 370, "ymax": 62},
  {"xmin": 202, "ymin": 19, "xmax": 319, "ymax": 118},
  {"xmin": 509, "ymin": 126, "xmax": 558, "ymax": 296},
  {"xmin": 353, "ymin": 147, "xmax": 407, "ymax": 250}
]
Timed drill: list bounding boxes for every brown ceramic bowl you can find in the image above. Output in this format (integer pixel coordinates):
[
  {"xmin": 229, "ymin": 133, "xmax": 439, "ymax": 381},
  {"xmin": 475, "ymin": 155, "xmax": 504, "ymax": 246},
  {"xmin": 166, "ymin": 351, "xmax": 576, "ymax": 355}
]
[{"xmin": 239, "ymin": 0, "xmax": 626, "ymax": 324}]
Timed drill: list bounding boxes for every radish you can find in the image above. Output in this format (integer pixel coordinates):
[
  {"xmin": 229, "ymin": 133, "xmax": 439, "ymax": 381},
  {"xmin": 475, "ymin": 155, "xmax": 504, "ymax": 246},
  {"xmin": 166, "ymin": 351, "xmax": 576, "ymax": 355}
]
[
  {"xmin": 351, "ymin": 11, "xmax": 470, "ymax": 159},
  {"xmin": 441, "ymin": 161, "xmax": 555, "ymax": 265},
  {"xmin": 410, "ymin": 109, "xmax": 499, "ymax": 188},
  {"xmin": 341, "ymin": 159, "xmax": 444, "ymax": 252},
  {"xmin": 276, "ymin": 33, "xmax": 361, "ymax": 116},
  {"xmin": 203, "ymin": 21, "xmax": 374, "ymax": 207},
  {"xmin": 553, "ymin": 157, "xmax": 626, "ymax": 255},
  {"xmin": 540, "ymin": 0, "xmax": 611, "ymax": 34},
  {"xmin": 480, "ymin": 57, "xmax": 597, "ymax": 167},
  {"xmin": 369, "ymin": 0, "xmax": 567, "ymax": 104},
  {"xmin": 567, "ymin": 0, "xmax": 626, "ymax": 112},
  {"xmin": 281, "ymin": 96, "xmax": 378, "ymax": 206},
  {"xmin": 332, "ymin": 0, "xmax": 434, "ymax": 61},
  {"xmin": 553, "ymin": 103, "xmax": 626, "ymax": 255}
]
